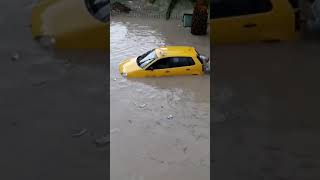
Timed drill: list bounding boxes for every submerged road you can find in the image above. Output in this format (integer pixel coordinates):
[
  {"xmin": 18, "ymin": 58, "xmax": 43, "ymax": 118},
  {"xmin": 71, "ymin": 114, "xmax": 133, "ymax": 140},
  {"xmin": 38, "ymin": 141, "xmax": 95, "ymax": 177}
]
[{"xmin": 110, "ymin": 16, "xmax": 210, "ymax": 180}]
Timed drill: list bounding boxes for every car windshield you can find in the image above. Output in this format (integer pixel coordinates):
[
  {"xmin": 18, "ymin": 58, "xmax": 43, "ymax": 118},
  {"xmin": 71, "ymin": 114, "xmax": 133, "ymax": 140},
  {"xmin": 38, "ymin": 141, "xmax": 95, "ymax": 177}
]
[{"xmin": 137, "ymin": 49, "xmax": 158, "ymax": 68}]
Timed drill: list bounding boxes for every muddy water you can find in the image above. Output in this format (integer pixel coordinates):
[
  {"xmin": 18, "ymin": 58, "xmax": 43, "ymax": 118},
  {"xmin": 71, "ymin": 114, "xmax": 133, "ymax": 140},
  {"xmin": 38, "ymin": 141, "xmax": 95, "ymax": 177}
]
[{"xmin": 110, "ymin": 16, "xmax": 210, "ymax": 180}]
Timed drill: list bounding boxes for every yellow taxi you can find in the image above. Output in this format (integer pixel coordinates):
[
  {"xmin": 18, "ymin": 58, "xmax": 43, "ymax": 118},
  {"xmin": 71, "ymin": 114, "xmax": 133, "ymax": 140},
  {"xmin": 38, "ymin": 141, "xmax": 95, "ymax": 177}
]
[
  {"xmin": 119, "ymin": 46, "xmax": 208, "ymax": 78},
  {"xmin": 31, "ymin": 0, "xmax": 108, "ymax": 49},
  {"xmin": 210, "ymin": 0, "xmax": 300, "ymax": 44}
]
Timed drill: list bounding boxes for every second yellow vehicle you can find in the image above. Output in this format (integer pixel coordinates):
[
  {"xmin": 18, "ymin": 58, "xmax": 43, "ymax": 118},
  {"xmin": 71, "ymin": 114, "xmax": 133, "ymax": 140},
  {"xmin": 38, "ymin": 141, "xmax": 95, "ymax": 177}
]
[
  {"xmin": 31, "ymin": 0, "xmax": 108, "ymax": 49},
  {"xmin": 119, "ymin": 46, "xmax": 209, "ymax": 78},
  {"xmin": 210, "ymin": 0, "xmax": 300, "ymax": 44}
]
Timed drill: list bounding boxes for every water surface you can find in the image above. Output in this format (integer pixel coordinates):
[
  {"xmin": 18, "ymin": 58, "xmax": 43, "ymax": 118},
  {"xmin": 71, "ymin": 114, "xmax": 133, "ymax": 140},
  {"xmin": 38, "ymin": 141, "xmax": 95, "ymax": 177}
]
[{"xmin": 110, "ymin": 16, "xmax": 210, "ymax": 180}]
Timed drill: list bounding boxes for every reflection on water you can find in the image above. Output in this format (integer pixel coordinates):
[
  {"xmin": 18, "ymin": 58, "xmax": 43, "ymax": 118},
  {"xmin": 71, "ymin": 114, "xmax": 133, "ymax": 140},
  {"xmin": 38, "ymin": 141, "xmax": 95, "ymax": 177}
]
[{"xmin": 110, "ymin": 16, "xmax": 210, "ymax": 180}]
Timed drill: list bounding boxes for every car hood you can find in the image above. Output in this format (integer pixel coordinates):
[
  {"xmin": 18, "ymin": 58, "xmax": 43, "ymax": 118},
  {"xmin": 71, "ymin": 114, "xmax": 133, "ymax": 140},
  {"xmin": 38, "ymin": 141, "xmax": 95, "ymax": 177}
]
[
  {"xmin": 31, "ymin": 0, "xmax": 108, "ymax": 49},
  {"xmin": 119, "ymin": 58, "xmax": 142, "ymax": 74}
]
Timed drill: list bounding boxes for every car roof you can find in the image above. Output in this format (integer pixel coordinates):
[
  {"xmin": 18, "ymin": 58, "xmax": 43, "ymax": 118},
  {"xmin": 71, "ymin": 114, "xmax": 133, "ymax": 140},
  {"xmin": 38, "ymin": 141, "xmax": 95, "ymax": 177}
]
[{"xmin": 155, "ymin": 46, "xmax": 197, "ymax": 58}]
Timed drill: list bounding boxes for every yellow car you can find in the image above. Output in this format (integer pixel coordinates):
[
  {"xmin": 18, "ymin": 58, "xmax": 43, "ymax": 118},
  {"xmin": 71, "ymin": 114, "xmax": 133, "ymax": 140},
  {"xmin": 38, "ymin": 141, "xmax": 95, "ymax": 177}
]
[
  {"xmin": 31, "ymin": 0, "xmax": 108, "ymax": 49},
  {"xmin": 119, "ymin": 46, "xmax": 208, "ymax": 78},
  {"xmin": 210, "ymin": 0, "xmax": 300, "ymax": 44}
]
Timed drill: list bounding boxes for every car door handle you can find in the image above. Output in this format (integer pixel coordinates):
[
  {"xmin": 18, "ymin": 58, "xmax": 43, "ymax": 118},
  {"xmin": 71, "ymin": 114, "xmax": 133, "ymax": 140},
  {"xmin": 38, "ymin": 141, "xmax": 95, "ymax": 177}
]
[
  {"xmin": 243, "ymin": 23, "xmax": 257, "ymax": 28},
  {"xmin": 165, "ymin": 70, "xmax": 170, "ymax": 73},
  {"xmin": 186, "ymin": 68, "xmax": 190, "ymax": 71}
]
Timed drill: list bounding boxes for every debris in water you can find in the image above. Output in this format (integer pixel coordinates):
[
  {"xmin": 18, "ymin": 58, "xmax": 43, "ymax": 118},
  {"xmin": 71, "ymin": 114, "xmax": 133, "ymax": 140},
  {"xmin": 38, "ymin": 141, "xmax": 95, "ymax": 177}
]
[
  {"xmin": 161, "ymin": 106, "xmax": 164, "ymax": 108},
  {"xmin": 167, "ymin": 114, "xmax": 173, "ymax": 119},
  {"xmin": 139, "ymin": 104, "xmax": 146, "ymax": 108},
  {"xmin": 128, "ymin": 120, "xmax": 132, "ymax": 124},
  {"xmin": 38, "ymin": 36, "xmax": 56, "ymax": 48},
  {"xmin": 162, "ymin": 161, "xmax": 169, "ymax": 165},
  {"xmin": 183, "ymin": 147, "xmax": 188, "ymax": 154},
  {"xmin": 110, "ymin": 128, "xmax": 120, "ymax": 134},
  {"xmin": 11, "ymin": 53, "xmax": 20, "ymax": 61},
  {"xmin": 72, "ymin": 128, "xmax": 88, "ymax": 137},
  {"xmin": 113, "ymin": 78, "xmax": 117, "ymax": 81},
  {"xmin": 95, "ymin": 135, "xmax": 110, "ymax": 147}
]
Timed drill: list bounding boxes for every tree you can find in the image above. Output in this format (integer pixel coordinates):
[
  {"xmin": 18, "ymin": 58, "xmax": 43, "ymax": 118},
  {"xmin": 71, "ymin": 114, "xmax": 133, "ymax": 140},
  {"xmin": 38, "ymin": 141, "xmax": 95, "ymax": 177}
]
[{"xmin": 191, "ymin": 0, "xmax": 208, "ymax": 35}]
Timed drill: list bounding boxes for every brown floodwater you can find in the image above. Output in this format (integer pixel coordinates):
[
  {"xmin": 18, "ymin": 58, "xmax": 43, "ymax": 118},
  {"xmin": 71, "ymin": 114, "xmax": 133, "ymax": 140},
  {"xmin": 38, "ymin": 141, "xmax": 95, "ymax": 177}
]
[{"xmin": 110, "ymin": 16, "xmax": 210, "ymax": 180}]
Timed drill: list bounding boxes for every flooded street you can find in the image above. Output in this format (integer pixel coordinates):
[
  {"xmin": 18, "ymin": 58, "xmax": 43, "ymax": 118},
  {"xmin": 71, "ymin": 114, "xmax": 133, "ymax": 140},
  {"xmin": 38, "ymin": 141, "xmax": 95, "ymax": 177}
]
[{"xmin": 110, "ymin": 16, "xmax": 210, "ymax": 179}]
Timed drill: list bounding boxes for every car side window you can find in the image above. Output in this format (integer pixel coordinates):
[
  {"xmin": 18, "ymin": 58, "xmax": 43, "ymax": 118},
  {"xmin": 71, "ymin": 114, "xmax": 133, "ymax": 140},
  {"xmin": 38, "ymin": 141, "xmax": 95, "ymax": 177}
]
[
  {"xmin": 167, "ymin": 57, "xmax": 195, "ymax": 68},
  {"xmin": 148, "ymin": 58, "xmax": 171, "ymax": 70},
  {"xmin": 211, "ymin": 0, "xmax": 273, "ymax": 19},
  {"xmin": 175, "ymin": 57, "xmax": 195, "ymax": 67},
  {"xmin": 148, "ymin": 57, "xmax": 195, "ymax": 70}
]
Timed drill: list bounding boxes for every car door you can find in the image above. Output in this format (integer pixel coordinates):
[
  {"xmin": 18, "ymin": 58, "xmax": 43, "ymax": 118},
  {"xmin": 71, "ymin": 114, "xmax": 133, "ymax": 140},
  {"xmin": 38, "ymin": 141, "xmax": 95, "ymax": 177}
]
[
  {"xmin": 145, "ymin": 57, "xmax": 173, "ymax": 77},
  {"xmin": 170, "ymin": 57, "xmax": 199, "ymax": 76},
  {"xmin": 146, "ymin": 57, "xmax": 199, "ymax": 77},
  {"xmin": 211, "ymin": 0, "xmax": 274, "ymax": 44}
]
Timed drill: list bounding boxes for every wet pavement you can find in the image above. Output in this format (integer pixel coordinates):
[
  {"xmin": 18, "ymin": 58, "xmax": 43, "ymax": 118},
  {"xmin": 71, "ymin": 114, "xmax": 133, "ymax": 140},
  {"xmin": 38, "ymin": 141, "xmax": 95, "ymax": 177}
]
[{"xmin": 110, "ymin": 16, "xmax": 210, "ymax": 180}]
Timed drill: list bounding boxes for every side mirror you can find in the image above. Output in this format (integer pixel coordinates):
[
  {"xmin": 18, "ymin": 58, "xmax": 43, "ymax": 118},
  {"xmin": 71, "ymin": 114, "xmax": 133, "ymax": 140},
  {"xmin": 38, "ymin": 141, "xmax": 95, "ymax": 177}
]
[{"xmin": 148, "ymin": 66, "xmax": 154, "ymax": 71}]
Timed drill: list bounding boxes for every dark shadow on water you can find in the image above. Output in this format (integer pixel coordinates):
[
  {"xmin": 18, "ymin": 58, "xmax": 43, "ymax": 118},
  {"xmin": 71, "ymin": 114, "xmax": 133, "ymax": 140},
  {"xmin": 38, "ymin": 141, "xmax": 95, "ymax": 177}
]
[
  {"xmin": 53, "ymin": 49, "xmax": 108, "ymax": 64},
  {"xmin": 212, "ymin": 40, "xmax": 320, "ymax": 180}
]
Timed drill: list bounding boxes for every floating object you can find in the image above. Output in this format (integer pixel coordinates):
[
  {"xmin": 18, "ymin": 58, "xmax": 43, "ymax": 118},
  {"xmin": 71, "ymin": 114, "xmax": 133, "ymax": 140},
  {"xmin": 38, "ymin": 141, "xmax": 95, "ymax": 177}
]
[
  {"xmin": 72, "ymin": 128, "xmax": 88, "ymax": 137},
  {"xmin": 11, "ymin": 53, "xmax": 20, "ymax": 61},
  {"xmin": 94, "ymin": 135, "xmax": 109, "ymax": 147}
]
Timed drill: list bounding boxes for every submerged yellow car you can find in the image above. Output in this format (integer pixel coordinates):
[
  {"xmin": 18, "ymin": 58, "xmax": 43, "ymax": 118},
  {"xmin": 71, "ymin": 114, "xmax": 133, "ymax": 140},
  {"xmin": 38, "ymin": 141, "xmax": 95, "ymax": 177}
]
[
  {"xmin": 210, "ymin": 0, "xmax": 300, "ymax": 44},
  {"xmin": 31, "ymin": 0, "xmax": 108, "ymax": 49},
  {"xmin": 119, "ymin": 46, "xmax": 209, "ymax": 78}
]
